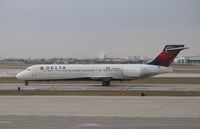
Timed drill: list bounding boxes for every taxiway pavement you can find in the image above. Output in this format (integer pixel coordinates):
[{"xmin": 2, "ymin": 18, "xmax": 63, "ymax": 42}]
[
  {"xmin": 0, "ymin": 116, "xmax": 199, "ymax": 129},
  {"xmin": 0, "ymin": 83, "xmax": 200, "ymax": 91},
  {"xmin": 0, "ymin": 96, "xmax": 200, "ymax": 118},
  {"xmin": 0, "ymin": 96, "xmax": 200, "ymax": 129}
]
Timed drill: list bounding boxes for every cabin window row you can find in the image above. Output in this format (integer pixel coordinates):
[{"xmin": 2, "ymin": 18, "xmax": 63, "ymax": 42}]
[{"xmin": 44, "ymin": 69, "xmax": 122, "ymax": 72}]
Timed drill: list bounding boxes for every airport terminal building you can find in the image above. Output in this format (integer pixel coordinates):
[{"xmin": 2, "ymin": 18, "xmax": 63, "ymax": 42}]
[{"xmin": 174, "ymin": 55, "xmax": 200, "ymax": 65}]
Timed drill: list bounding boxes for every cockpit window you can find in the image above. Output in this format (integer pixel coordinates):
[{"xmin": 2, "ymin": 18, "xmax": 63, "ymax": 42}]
[{"xmin": 26, "ymin": 67, "xmax": 31, "ymax": 71}]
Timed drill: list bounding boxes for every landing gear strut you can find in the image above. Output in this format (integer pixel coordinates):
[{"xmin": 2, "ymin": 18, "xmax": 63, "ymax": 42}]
[
  {"xmin": 102, "ymin": 81, "xmax": 110, "ymax": 86},
  {"xmin": 25, "ymin": 80, "xmax": 29, "ymax": 86}
]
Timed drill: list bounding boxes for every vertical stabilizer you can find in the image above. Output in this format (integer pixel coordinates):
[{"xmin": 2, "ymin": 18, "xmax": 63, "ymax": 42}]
[{"xmin": 148, "ymin": 45, "xmax": 188, "ymax": 67}]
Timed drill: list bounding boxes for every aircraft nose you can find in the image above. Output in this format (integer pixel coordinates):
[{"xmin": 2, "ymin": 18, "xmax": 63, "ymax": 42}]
[{"xmin": 16, "ymin": 72, "xmax": 24, "ymax": 80}]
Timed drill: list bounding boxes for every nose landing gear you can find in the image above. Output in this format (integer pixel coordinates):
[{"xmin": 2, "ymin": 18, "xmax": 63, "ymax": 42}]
[{"xmin": 25, "ymin": 80, "xmax": 29, "ymax": 86}]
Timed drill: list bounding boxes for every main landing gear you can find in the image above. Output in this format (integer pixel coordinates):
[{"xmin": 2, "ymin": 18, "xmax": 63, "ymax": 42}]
[{"xmin": 102, "ymin": 80, "xmax": 111, "ymax": 86}]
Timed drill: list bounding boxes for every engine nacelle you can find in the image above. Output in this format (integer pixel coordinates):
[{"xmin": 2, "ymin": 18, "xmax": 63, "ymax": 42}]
[{"xmin": 123, "ymin": 67, "xmax": 142, "ymax": 77}]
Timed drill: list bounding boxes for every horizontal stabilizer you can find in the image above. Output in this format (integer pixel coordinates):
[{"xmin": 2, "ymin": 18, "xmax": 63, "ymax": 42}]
[{"xmin": 165, "ymin": 46, "xmax": 189, "ymax": 51}]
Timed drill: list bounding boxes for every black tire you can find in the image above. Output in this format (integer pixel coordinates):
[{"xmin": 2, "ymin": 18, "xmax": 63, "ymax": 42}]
[
  {"xmin": 102, "ymin": 81, "xmax": 106, "ymax": 86},
  {"xmin": 25, "ymin": 80, "xmax": 29, "ymax": 86},
  {"xmin": 106, "ymin": 81, "xmax": 110, "ymax": 86},
  {"xmin": 102, "ymin": 81, "xmax": 110, "ymax": 86}
]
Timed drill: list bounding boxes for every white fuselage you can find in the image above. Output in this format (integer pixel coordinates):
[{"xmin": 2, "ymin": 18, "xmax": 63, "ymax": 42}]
[{"xmin": 16, "ymin": 64, "xmax": 172, "ymax": 81}]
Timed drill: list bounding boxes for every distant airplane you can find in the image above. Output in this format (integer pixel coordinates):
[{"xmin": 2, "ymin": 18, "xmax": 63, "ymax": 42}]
[{"xmin": 16, "ymin": 45, "xmax": 188, "ymax": 86}]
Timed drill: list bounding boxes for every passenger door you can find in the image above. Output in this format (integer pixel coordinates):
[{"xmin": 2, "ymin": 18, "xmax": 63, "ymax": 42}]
[{"xmin": 32, "ymin": 66, "xmax": 39, "ymax": 76}]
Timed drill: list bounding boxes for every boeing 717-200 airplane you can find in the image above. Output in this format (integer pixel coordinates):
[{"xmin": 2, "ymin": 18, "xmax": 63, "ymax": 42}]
[{"xmin": 16, "ymin": 45, "xmax": 188, "ymax": 86}]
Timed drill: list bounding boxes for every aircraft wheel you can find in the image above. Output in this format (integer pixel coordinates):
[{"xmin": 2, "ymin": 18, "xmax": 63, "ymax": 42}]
[
  {"xmin": 102, "ymin": 81, "xmax": 110, "ymax": 86},
  {"xmin": 25, "ymin": 80, "xmax": 29, "ymax": 86},
  {"xmin": 106, "ymin": 81, "xmax": 110, "ymax": 86}
]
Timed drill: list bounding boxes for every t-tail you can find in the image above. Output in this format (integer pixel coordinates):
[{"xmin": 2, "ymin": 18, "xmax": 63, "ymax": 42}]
[{"xmin": 148, "ymin": 45, "xmax": 188, "ymax": 67}]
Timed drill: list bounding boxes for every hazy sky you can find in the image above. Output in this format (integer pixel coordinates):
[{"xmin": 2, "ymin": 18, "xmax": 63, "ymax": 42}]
[{"xmin": 0, "ymin": 0, "xmax": 199, "ymax": 58}]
